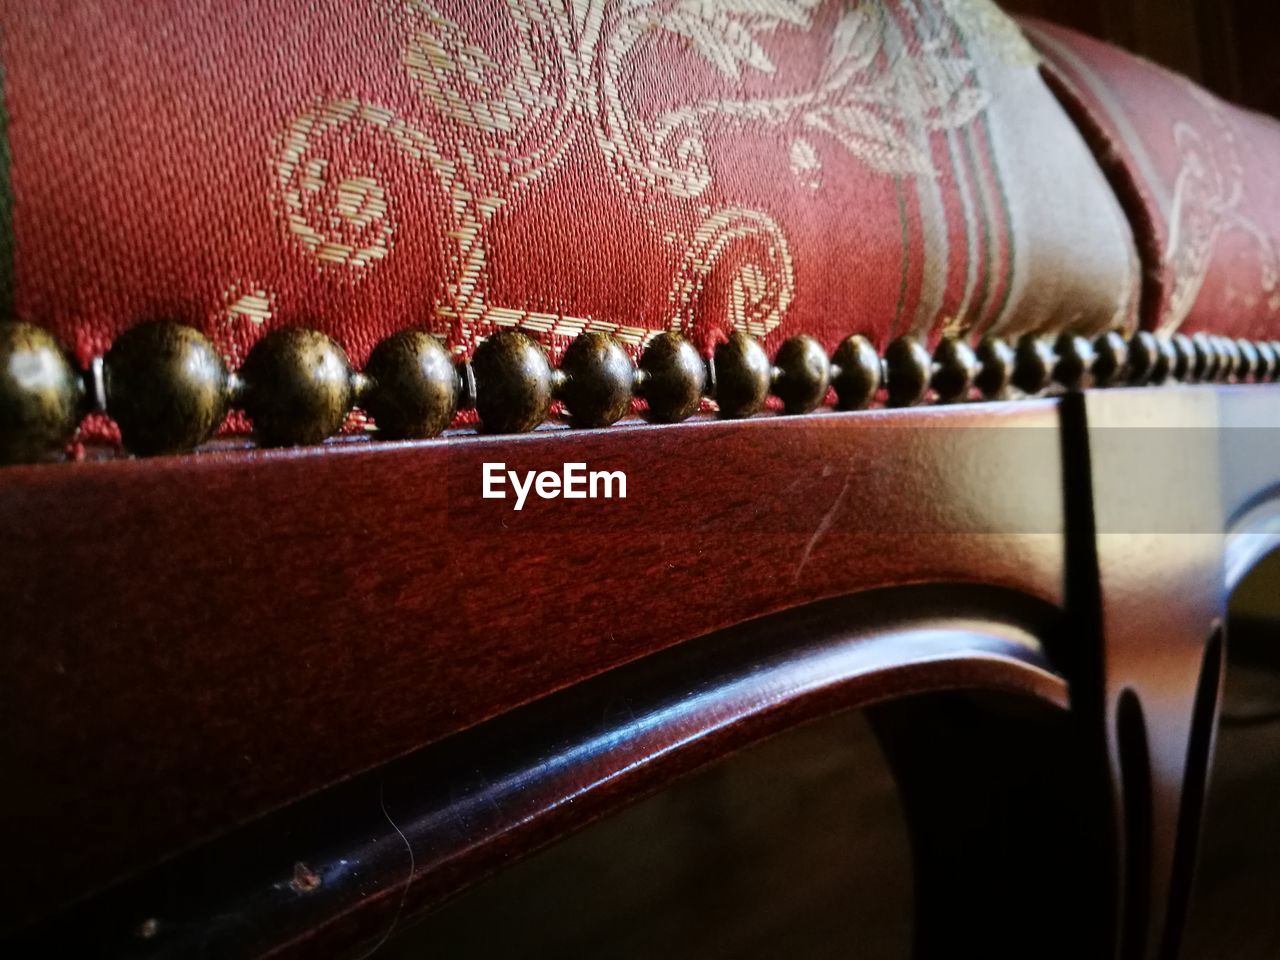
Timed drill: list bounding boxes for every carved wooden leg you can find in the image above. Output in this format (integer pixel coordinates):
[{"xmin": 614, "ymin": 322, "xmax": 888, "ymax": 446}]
[{"xmin": 1064, "ymin": 389, "xmax": 1227, "ymax": 960}]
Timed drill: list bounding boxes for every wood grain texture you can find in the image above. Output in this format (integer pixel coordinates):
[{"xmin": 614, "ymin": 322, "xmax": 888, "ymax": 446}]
[
  {"xmin": 1062, "ymin": 384, "xmax": 1280, "ymax": 959},
  {"xmin": 0, "ymin": 402, "xmax": 1067, "ymax": 929},
  {"xmin": 7, "ymin": 385, "xmax": 1280, "ymax": 954},
  {"xmin": 11, "ymin": 585, "xmax": 1069, "ymax": 959}
]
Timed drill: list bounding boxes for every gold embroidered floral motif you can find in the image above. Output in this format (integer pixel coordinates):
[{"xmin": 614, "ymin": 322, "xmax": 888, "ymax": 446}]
[
  {"xmin": 669, "ymin": 207, "xmax": 795, "ymax": 339},
  {"xmin": 271, "ymin": 1, "xmax": 1030, "ymax": 343}
]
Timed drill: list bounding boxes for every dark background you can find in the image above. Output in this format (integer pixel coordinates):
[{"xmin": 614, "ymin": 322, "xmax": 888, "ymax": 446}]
[{"xmin": 1004, "ymin": 0, "xmax": 1280, "ymax": 118}]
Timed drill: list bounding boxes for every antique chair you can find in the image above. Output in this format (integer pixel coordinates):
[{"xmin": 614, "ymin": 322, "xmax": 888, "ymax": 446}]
[{"xmin": 3, "ymin": 1, "xmax": 1279, "ymax": 957}]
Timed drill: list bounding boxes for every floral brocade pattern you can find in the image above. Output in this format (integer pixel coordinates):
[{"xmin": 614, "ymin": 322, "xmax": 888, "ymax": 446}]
[{"xmin": 0, "ymin": 0, "xmax": 1137, "ymax": 441}]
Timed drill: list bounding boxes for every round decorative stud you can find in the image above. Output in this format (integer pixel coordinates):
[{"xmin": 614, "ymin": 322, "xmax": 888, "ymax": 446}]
[
  {"xmin": 103, "ymin": 322, "xmax": 229, "ymax": 456},
  {"xmin": 1052, "ymin": 334, "xmax": 1095, "ymax": 390},
  {"xmin": 1229, "ymin": 336, "xmax": 1246, "ymax": 380},
  {"xmin": 1201, "ymin": 335, "xmax": 1221, "ymax": 382},
  {"xmin": 1148, "ymin": 336, "xmax": 1177, "ymax": 385},
  {"xmin": 9, "ymin": 308, "xmax": 1280, "ymax": 467},
  {"xmin": 830, "ymin": 334, "xmax": 881, "ymax": 410},
  {"xmin": 1257, "ymin": 341, "xmax": 1277, "ymax": 382},
  {"xmin": 0, "ymin": 321, "xmax": 84, "ymax": 465},
  {"xmin": 1170, "ymin": 333, "xmax": 1195, "ymax": 382},
  {"xmin": 772, "ymin": 334, "xmax": 831, "ymax": 414},
  {"xmin": 556, "ymin": 332, "xmax": 635, "ymax": 429},
  {"xmin": 885, "ymin": 336, "xmax": 932, "ymax": 407},
  {"xmin": 1126, "ymin": 331, "xmax": 1160, "ymax": 385},
  {"xmin": 638, "ymin": 333, "xmax": 705, "ymax": 423},
  {"xmin": 1011, "ymin": 335, "xmax": 1056, "ymax": 394},
  {"xmin": 363, "ymin": 330, "xmax": 459, "ymax": 439},
  {"xmin": 713, "ymin": 331, "xmax": 772, "ymax": 418},
  {"xmin": 471, "ymin": 329, "xmax": 555, "ymax": 434},
  {"xmin": 1091, "ymin": 331, "xmax": 1129, "ymax": 387},
  {"xmin": 974, "ymin": 337, "xmax": 1015, "ymax": 398},
  {"xmin": 1191, "ymin": 332, "xmax": 1218, "ymax": 382},
  {"xmin": 1216, "ymin": 336, "xmax": 1238, "ymax": 382},
  {"xmin": 1236, "ymin": 338, "xmax": 1259, "ymax": 383},
  {"xmin": 240, "ymin": 327, "xmax": 354, "ymax": 447},
  {"xmin": 931, "ymin": 336, "xmax": 979, "ymax": 403}
]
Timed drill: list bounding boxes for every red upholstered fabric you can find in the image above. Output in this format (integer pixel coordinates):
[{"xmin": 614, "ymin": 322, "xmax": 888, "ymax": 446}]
[
  {"xmin": 0, "ymin": 1, "xmax": 1138, "ymax": 442},
  {"xmin": 1024, "ymin": 19, "xmax": 1280, "ymax": 339}
]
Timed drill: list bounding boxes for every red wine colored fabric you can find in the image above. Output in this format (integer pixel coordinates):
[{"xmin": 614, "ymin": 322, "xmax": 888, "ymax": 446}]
[
  {"xmin": 1025, "ymin": 18, "xmax": 1280, "ymax": 339},
  {"xmin": 0, "ymin": 1, "xmax": 1139, "ymax": 442}
]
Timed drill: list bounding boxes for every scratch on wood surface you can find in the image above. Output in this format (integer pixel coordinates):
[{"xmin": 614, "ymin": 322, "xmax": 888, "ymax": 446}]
[
  {"xmin": 794, "ymin": 468, "xmax": 852, "ymax": 584},
  {"xmin": 354, "ymin": 785, "xmax": 415, "ymax": 959}
]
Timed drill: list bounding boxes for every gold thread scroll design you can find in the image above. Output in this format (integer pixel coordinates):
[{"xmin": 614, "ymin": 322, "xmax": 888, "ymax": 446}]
[
  {"xmin": 400, "ymin": 0, "xmax": 579, "ymax": 190},
  {"xmin": 669, "ymin": 207, "xmax": 795, "ymax": 340},
  {"xmin": 276, "ymin": 102, "xmax": 395, "ymax": 272},
  {"xmin": 270, "ymin": 1, "xmax": 1029, "ymax": 343},
  {"xmin": 588, "ymin": 0, "xmax": 1005, "ymax": 198},
  {"xmin": 273, "ymin": 97, "xmax": 504, "ymax": 339}
]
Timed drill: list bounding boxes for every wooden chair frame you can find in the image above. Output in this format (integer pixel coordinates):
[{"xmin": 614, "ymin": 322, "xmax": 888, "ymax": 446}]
[{"xmin": 3, "ymin": 383, "xmax": 1278, "ymax": 958}]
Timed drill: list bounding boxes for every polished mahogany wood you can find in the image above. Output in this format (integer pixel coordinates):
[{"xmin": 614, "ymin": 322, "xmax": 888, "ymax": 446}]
[
  {"xmin": 0, "ymin": 401, "xmax": 1067, "ymax": 930},
  {"xmin": 1062, "ymin": 383, "xmax": 1280, "ymax": 960},
  {"xmin": 8, "ymin": 384, "xmax": 1280, "ymax": 955},
  {"xmin": 10, "ymin": 585, "xmax": 1070, "ymax": 958},
  {"xmin": 1064, "ymin": 387, "xmax": 1213, "ymax": 960}
]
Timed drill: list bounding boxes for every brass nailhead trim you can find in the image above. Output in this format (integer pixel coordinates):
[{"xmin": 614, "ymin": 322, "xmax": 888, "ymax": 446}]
[{"xmin": 1, "ymin": 320, "xmax": 1278, "ymax": 464}]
